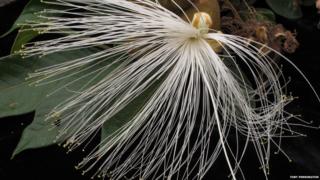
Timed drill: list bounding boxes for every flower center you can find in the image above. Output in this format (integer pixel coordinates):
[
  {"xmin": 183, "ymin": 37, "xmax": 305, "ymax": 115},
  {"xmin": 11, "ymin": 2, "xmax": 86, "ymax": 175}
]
[{"xmin": 192, "ymin": 12, "xmax": 212, "ymax": 35}]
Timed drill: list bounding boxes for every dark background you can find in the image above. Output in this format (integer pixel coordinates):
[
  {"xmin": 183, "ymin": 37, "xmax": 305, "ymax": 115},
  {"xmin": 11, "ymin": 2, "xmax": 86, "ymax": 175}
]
[{"xmin": 0, "ymin": 0, "xmax": 320, "ymax": 179}]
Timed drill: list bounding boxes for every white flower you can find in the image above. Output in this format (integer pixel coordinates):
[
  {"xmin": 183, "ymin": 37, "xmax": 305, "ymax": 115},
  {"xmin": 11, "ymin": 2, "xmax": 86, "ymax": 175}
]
[{"xmin": 19, "ymin": 0, "xmax": 319, "ymax": 179}]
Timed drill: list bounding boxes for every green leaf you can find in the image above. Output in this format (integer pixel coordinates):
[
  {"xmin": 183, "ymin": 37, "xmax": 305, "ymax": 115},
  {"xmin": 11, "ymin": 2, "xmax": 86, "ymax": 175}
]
[
  {"xmin": 10, "ymin": 29, "xmax": 40, "ymax": 54},
  {"xmin": 1, "ymin": 0, "xmax": 62, "ymax": 54},
  {"xmin": 0, "ymin": 55, "xmax": 64, "ymax": 117},
  {"xmin": 239, "ymin": 8, "xmax": 276, "ymax": 22},
  {"xmin": 0, "ymin": 49, "xmax": 97, "ymax": 116},
  {"xmin": 12, "ymin": 80, "xmax": 79, "ymax": 157},
  {"xmin": 255, "ymin": 8, "xmax": 276, "ymax": 22},
  {"xmin": 266, "ymin": 0, "xmax": 303, "ymax": 19},
  {"xmin": 0, "ymin": 48, "xmax": 122, "ymax": 157},
  {"xmin": 1, "ymin": 0, "xmax": 44, "ymax": 38}
]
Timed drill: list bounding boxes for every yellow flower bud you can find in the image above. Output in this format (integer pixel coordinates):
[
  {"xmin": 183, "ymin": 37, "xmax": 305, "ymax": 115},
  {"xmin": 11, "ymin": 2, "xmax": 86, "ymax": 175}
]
[{"xmin": 192, "ymin": 12, "xmax": 212, "ymax": 34}]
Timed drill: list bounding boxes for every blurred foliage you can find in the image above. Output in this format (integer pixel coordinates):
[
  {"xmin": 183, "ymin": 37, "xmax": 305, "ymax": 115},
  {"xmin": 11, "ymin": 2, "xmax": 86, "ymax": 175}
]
[
  {"xmin": 266, "ymin": 0, "xmax": 315, "ymax": 19},
  {"xmin": 239, "ymin": 8, "xmax": 276, "ymax": 22},
  {"xmin": 228, "ymin": 0, "xmax": 315, "ymax": 19}
]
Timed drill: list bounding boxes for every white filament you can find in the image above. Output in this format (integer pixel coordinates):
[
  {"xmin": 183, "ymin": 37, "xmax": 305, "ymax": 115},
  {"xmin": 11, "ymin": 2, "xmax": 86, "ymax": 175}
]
[{"xmin": 19, "ymin": 0, "xmax": 319, "ymax": 179}]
